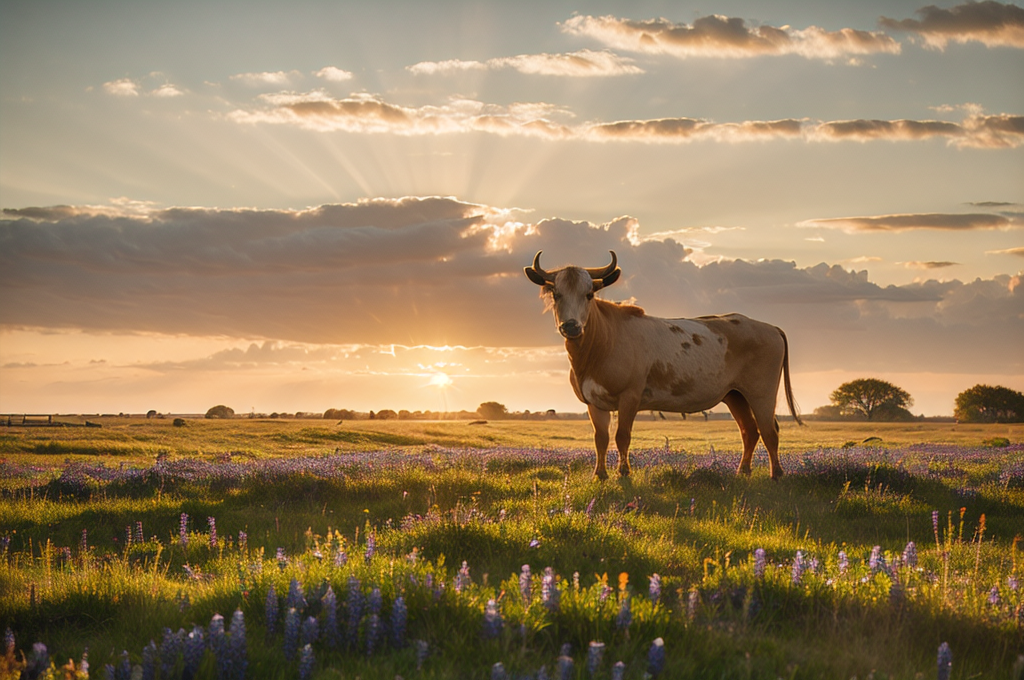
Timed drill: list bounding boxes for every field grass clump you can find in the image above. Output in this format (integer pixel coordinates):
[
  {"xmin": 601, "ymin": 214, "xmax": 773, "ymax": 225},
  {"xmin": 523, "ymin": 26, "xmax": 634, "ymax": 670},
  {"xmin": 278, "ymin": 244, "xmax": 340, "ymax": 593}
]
[{"xmin": 0, "ymin": 421, "xmax": 1022, "ymax": 678}]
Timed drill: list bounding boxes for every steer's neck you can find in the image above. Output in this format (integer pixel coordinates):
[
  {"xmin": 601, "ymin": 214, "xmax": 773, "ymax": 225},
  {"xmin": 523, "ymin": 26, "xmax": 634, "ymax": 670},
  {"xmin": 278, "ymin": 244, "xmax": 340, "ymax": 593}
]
[{"xmin": 564, "ymin": 299, "xmax": 610, "ymax": 383}]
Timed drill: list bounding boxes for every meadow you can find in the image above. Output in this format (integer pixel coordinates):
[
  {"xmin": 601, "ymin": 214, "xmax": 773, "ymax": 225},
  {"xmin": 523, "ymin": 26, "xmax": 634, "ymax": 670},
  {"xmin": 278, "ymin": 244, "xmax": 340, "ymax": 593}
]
[{"xmin": 1, "ymin": 417, "xmax": 1022, "ymax": 679}]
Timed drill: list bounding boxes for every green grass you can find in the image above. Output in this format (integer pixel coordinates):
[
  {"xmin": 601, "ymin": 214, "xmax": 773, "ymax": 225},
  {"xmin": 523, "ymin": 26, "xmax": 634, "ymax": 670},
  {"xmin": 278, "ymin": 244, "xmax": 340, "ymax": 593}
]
[{"xmin": 0, "ymin": 419, "xmax": 1022, "ymax": 679}]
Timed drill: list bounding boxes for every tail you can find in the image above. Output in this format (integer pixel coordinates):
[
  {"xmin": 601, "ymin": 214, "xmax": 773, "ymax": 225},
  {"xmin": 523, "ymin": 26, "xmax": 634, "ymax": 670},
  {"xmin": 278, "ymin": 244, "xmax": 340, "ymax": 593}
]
[{"xmin": 779, "ymin": 329, "xmax": 804, "ymax": 426}]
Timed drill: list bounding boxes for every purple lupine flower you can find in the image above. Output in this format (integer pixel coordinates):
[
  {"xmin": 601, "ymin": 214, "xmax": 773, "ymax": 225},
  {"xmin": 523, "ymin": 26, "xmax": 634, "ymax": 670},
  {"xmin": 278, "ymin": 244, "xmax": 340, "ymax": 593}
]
[
  {"xmin": 869, "ymin": 546, "xmax": 884, "ymax": 573},
  {"xmin": 414, "ymin": 639, "xmax": 429, "ymax": 671},
  {"xmin": 520, "ymin": 564, "xmax": 532, "ymax": 605},
  {"xmin": 115, "ymin": 650, "xmax": 131, "ymax": 680},
  {"xmin": 483, "ymin": 599, "xmax": 503, "ymax": 639},
  {"xmin": 611, "ymin": 661, "xmax": 626, "ymax": 680},
  {"xmin": 301, "ymin": 616, "xmax": 319, "ymax": 649},
  {"xmin": 903, "ymin": 542, "xmax": 917, "ymax": 568},
  {"xmin": 647, "ymin": 637, "xmax": 666, "ymax": 677},
  {"xmin": 23, "ymin": 643, "xmax": 50, "ymax": 680},
  {"xmin": 364, "ymin": 532, "xmax": 376, "ymax": 563},
  {"xmin": 616, "ymin": 597, "xmax": 632, "ymax": 631},
  {"xmin": 838, "ymin": 550, "xmax": 849, "ymax": 575},
  {"xmin": 286, "ymin": 578, "xmax": 306, "ymax": 613},
  {"xmin": 334, "ymin": 548, "xmax": 347, "ymax": 567},
  {"xmin": 753, "ymin": 548, "xmax": 766, "ymax": 579},
  {"xmin": 298, "ymin": 643, "xmax": 315, "ymax": 680},
  {"xmin": 557, "ymin": 654, "xmax": 574, "ymax": 680},
  {"xmin": 276, "ymin": 547, "xmax": 287, "ymax": 569},
  {"xmin": 988, "ymin": 586, "xmax": 1000, "ymax": 606},
  {"xmin": 649, "ymin": 573, "xmax": 662, "ymax": 604},
  {"xmin": 346, "ymin": 576, "xmax": 364, "ymax": 650},
  {"xmin": 159, "ymin": 628, "xmax": 182, "ymax": 679},
  {"xmin": 135, "ymin": 521, "xmax": 144, "ymax": 545},
  {"xmin": 391, "ymin": 595, "xmax": 407, "ymax": 648},
  {"xmin": 182, "ymin": 625, "xmax": 204, "ymax": 680},
  {"xmin": 529, "ymin": 538, "xmax": 541, "ymax": 549},
  {"xmin": 791, "ymin": 550, "xmax": 806, "ymax": 584},
  {"xmin": 81, "ymin": 528, "xmax": 88, "ymax": 554},
  {"xmin": 321, "ymin": 586, "xmax": 339, "ymax": 647},
  {"xmin": 542, "ymin": 567, "xmax": 560, "ymax": 612},
  {"xmin": 1009, "ymin": 575, "xmax": 1019, "ymax": 592},
  {"xmin": 207, "ymin": 517, "xmax": 217, "ymax": 549},
  {"xmin": 600, "ymin": 583, "xmax": 612, "ymax": 603},
  {"xmin": 3, "ymin": 628, "xmax": 14, "ymax": 655},
  {"xmin": 226, "ymin": 609, "xmax": 247, "ymax": 680},
  {"xmin": 587, "ymin": 641, "xmax": 605, "ymax": 676},
  {"xmin": 491, "ymin": 662, "xmax": 507, "ymax": 680},
  {"xmin": 208, "ymin": 614, "xmax": 226, "ymax": 676},
  {"xmin": 237, "ymin": 531, "xmax": 247, "ymax": 552},
  {"xmin": 933, "ymin": 510, "xmax": 940, "ymax": 543},
  {"xmin": 104, "ymin": 663, "xmax": 115, "ymax": 680},
  {"xmin": 283, "ymin": 607, "xmax": 300, "ymax": 658},
  {"xmin": 179, "ymin": 513, "xmax": 188, "ymax": 547},
  {"xmin": 937, "ymin": 642, "xmax": 952, "ymax": 680},
  {"xmin": 455, "ymin": 560, "xmax": 471, "ymax": 593},
  {"xmin": 366, "ymin": 612, "xmax": 381, "ymax": 656},
  {"xmin": 265, "ymin": 585, "xmax": 278, "ymax": 636}
]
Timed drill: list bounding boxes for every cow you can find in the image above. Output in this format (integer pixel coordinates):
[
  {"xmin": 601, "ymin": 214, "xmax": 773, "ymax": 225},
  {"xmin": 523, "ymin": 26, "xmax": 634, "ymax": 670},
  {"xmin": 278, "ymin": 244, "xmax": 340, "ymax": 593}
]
[{"xmin": 524, "ymin": 250, "xmax": 802, "ymax": 480}]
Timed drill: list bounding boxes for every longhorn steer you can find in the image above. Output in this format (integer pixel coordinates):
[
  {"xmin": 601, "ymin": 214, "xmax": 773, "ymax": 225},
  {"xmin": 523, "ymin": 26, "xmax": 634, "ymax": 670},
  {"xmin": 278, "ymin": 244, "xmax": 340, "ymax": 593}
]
[{"xmin": 525, "ymin": 250, "xmax": 801, "ymax": 480}]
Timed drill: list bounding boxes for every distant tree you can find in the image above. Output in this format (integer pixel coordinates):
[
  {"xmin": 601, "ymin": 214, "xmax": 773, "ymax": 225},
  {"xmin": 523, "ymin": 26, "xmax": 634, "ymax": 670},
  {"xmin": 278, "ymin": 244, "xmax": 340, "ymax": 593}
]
[
  {"xmin": 477, "ymin": 402, "xmax": 508, "ymax": 420},
  {"xmin": 811, "ymin": 404, "xmax": 844, "ymax": 420},
  {"xmin": 829, "ymin": 379, "xmax": 913, "ymax": 421},
  {"xmin": 375, "ymin": 409, "xmax": 398, "ymax": 420},
  {"xmin": 955, "ymin": 384, "xmax": 1024, "ymax": 423},
  {"xmin": 146, "ymin": 409, "xmax": 157, "ymax": 419},
  {"xmin": 205, "ymin": 404, "xmax": 235, "ymax": 419}
]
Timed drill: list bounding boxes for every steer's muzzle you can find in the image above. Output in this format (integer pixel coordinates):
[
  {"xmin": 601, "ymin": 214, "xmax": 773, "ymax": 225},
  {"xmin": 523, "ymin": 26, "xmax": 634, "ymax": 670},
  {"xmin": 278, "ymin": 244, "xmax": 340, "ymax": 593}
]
[{"xmin": 559, "ymin": 320, "xmax": 583, "ymax": 339}]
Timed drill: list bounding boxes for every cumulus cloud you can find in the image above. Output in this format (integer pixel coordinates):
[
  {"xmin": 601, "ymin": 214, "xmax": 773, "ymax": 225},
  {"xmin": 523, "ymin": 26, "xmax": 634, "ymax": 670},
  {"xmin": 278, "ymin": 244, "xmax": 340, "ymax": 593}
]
[
  {"xmin": 880, "ymin": 0, "xmax": 1024, "ymax": 49},
  {"xmin": 314, "ymin": 66, "xmax": 354, "ymax": 82},
  {"xmin": 798, "ymin": 212, "xmax": 1018, "ymax": 232},
  {"xmin": 230, "ymin": 70, "xmax": 302, "ymax": 86},
  {"xmin": 103, "ymin": 78, "xmax": 139, "ymax": 96},
  {"xmin": 151, "ymin": 83, "xmax": 184, "ymax": 97},
  {"xmin": 1, "ymin": 197, "xmax": 1021, "ymax": 374},
  {"xmin": 560, "ymin": 14, "xmax": 900, "ymax": 61},
  {"xmin": 987, "ymin": 246, "xmax": 1024, "ymax": 256},
  {"xmin": 408, "ymin": 49, "xmax": 643, "ymax": 76}
]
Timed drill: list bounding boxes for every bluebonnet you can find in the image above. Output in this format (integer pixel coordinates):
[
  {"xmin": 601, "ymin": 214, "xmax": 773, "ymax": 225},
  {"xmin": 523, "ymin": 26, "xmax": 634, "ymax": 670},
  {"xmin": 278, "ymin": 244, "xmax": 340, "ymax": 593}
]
[
  {"xmin": 208, "ymin": 516, "xmax": 217, "ymax": 549},
  {"xmin": 226, "ymin": 609, "xmax": 247, "ymax": 680},
  {"xmin": 237, "ymin": 530, "xmax": 247, "ymax": 552},
  {"xmin": 414, "ymin": 639, "xmax": 429, "ymax": 671},
  {"xmin": 455, "ymin": 560, "xmax": 471, "ymax": 593},
  {"xmin": 391, "ymin": 595, "xmax": 408, "ymax": 648},
  {"xmin": 869, "ymin": 545, "xmax": 885, "ymax": 573},
  {"xmin": 520, "ymin": 564, "xmax": 532, "ymax": 605},
  {"xmin": 23, "ymin": 643, "xmax": 50, "ymax": 680},
  {"xmin": 649, "ymin": 573, "xmax": 661, "ymax": 604},
  {"xmin": 366, "ymin": 587, "xmax": 383, "ymax": 654},
  {"xmin": 483, "ymin": 599, "xmax": 503, "ymax": 639},
  {"xmin": 753, "ymin": 548, "xmax": 766, "ymax": 578},
  {"xmin": 298, "ymin": 643, "xmax": 315, "ymax": 680},
  {"xmin": 159, "ymin": 628, "xmax": 181, "ymax": 679},
  {"xmin": 265, "ymin": 585, "xmax": 279, "ymax": 636},
  {"xmin": 1009, "ymin": 575, "xmax": 1019, "ymax": 592},
  {"xmin": 179, "ymin": 514, "xmax": 188, "ymax": 547},
  {"xmin": 141, "ymin": 640, "xmax": 157, "ymax": 680},
  {"xmin": 286, "ymin": 577, "xmax": 306, "ymax": 613},
  {"xmin": 542, "ymin": 567, "xmax": 561, "ymax": 612},
  {"xmin": 557, "ymin": 653, "xmax": 574, "ymax": 680},
  {"xmin": 616, "ymin": 597, "xmax": 632, "ymax": 631},
  {"xmin": 586, "ymin": 641, "xmax": 605, "ymax": 676},
  {"xmin": 937, "ymin": 642, "xmax": 952, "ymax": 680},
  {"xmin": 346, "ymin": 576, "xmax": 364, "ymax": 650},
  {"xmin": 4, "ymin": 628, "xmax": 14, "ymax": 655},
  {"xmin": 365, "ymin": 532, "xmax": 376, "ymax": 563},
  {"xmin": 791, "ymin": 550, "xmax": 807, "ymax": 584},
  {"xmin": 334, "ymin": 548, "xmax": 347, "ymax": 567},
  {"xmin": 283, "ymin": 607, "xmax": 300, "ymax": 658},
  {"xmin": 301, "ymin": 616, "xmax": 319, "ymax": 648},
  {"xmin": 903, "ymin": 541, "xmax": 917, "ymax": 568},
  {"xmin": 134, "ymin": 521, "xmax": 144, "ymax": 545},
  {"xmin": 115, "ymin": 650, "xmax": 131, "ymax": 680},
  {"xmin": 208, "ymin": 614, "xmax": 226, "ymax": 676},
  {"xmin": 182, "ymin": 625, "xmax": 204, "ymax": 680},
  {"xmin": 647, "ymin": 637, "xmax": 666, "ymax": 677},
  {"xmin": 321, "ymin": 585, "xmax": 339, "ymax": 647},
  {"xmin": 838, "ymin": 550, "xmax": 849, "ymax": 575},
  {"xmin": 611, "ymin": 661, "xmax": 626, "ymax": 680},
  {"xmin": 491, "ymin": 662, "xmax": 507, "ymax": 680},
  {"xmin": 276, "ymin": 547, "xmax": 287, "ymax": 569},
  {"xmin": 988, "ymin": 586, "xmax": 1000, "ymax": 606}
]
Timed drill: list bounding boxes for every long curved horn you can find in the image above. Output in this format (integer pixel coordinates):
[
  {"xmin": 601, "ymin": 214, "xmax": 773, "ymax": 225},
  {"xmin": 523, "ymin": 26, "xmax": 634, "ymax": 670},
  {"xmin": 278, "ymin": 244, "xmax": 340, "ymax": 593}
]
[
  {"xmin": 584, "ymin": 251, "xmax": 618, "ymax": 279},
  {"xmin": 524, "ymin": 250, "xmax": 555, "ymax": 285}
]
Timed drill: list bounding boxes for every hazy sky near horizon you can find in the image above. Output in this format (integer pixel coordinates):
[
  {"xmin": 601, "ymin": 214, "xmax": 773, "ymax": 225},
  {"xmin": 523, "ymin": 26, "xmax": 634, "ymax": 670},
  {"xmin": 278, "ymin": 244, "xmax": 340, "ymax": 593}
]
[{"xmin": 1, "ymin": 0, "xmax": 1022, "ymax": 416}]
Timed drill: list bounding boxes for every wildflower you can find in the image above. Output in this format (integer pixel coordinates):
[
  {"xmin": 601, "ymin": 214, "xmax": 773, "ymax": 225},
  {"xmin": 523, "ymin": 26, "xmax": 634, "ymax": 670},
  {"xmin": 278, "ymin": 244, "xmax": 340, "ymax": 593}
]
[
  {"xmin": 616, "ymin": 597, "xmax": 632, "ymax": 631},
  {"xmin": 574, "ymin": 571, "xmax": 580, "ymax": 591},
  {"xmin": 492, "ymin": 662, "xmax": 508, "ymax": 680},
  {"xmin": 286, "ymin": 578, "xmax": 306, "ymax": 612},
  {"xmin": 557, "ymin": 654, "xmax": 574, "ymax": 680},
  {"xmin": 301, "ymin": 616, "xmax": 319, "ymax": 649},
  {"xmin": 208, "ymin": 517, "xmax": 217, "ymax": 549},
  {"xmin": 346, "ymin": 576, "xmax": 364, "ymax": 650},
  {"xmin": 414, "ymin": 639, "xmax": 429, "ymax": 671},
  {"xmin": 933, "ymin": 509, "xmax": 940, "ymax": 543},
  {"xmin": 753, "ymin": 548, "xmax": 766, "ymax": 579},
  {"xmin": 208, "ymin": 614, "xmax": 226, "ymax": 675},
  {"xmin": 115, "ymin": 650, "xmax": 131, "ymax": 680},
  {"xmin": 182, "ymin": 625, "xmax": 204, "ymax": 680},
  {"xmin": 587, "ymin": 641, "xmax": 605, "ymax": 676},
  {"xmin": 542, "ymin": 567, "xmax": 561, "ymax": 612},
  {"xmin": 179, "ymin": 514, "xmax": 188, "ymax": 547},
  {"xmin": 159, "ymin": 628, "xmax": 182, "ymax": 679},
  {"xmin": 23, "ymin": 643, "xmax": 50, "ymax": 680},
  {"xmin": 4, "ymin": 628, "xmax": 14, "ymax": 655},
  {"xmin": 649, "ymin": 573, "xmax": 662, "ymax": 604},
  {"xmin": 81, "ymin": 528, "xmax": 88, "ymax": 555},
  {"xmin": 600, "ymin": 583, "xmax": 612, "ymax": 603},
  {"xmin": 334, "ymin": 548, "xmax": 347, "ymax": 567},
  {"xmin": 237, "ymin": 531, "xmax": 247, "ymax": 552},
  {"xmin": 265, "ymin": 585, "xmax": 278, "ymax": 636},
  {"xmin": 391, "ymin": 595, "xmax": 408, "ymax": 648},
  {"xmin": 791, "ymin": 550, "xmax": 806, "ymax": 584},
  {"xmin": 283, "ymin": 607, "xmax": 300, "ymax": 658},
  {"xmin": 298, "ymin": 644, "xmax": 315, "ymax": 680},
  {"xmin": 937, "ymin": 642, "xmax": 952, "ymax": 680},
  {"xmin": 455, "ymin": 560, "xmax": 471, "ymax": 593},
  {"xmin": 687, "ymin": 589, "xmax": 699, "ymax": 620},
  {"xmin": 611, "ymin": 661, "xmax": 626, "ymax": 680},
  {"xmin": 135, "ymin": 521, "xmax": 144, "ymax": 545},
  {"xmin": 988, "ymin": 586, "xmax": 1000, "ymax": 606},
  {"xmin": 838, "ymin": 550, "xmax": 849, "ymax": 575},
  {"xmin": 647, "ymin": 637, "xmax": 666, "ymax": 677},
  {"xmin": 1009, "ymin": 575, "xmax": 1019, "ymax": 592},
  {"xmin": 276, "ymin": 547, "xmax": 287, "ymax": 569},
  {"xmin": 902, "ymin": 541, "xmax": 917, "ymax": 568},
  {"xmin": 689, "ymin": 497, "xmax": 696, "ymax": 515},
  {"xmin": 225, "ymin": 610, "xmax": 247, "ymax": 680},
  {"xmin": 483, "ymin": 599, "xmax": 503, "ymax": 639},
  {"xmin": 869, "ymin": 545, "xmax": 885, "ymax": 573},
  {"xmin": 125, "ymin": 525, "xmax": 133, "ymax": 546},
  {"xmin": 366, "ymin": 612, "xmax": 381, "ymax": 656},
  {"xmin": 519, "ymin": 564, "xmax": 532, "ymax": 605},
  {"xmin": 321, "ymin": 586, "xmax": 339, "ymax": 647},
  {"xmin": 529, "ymin": 538, "xmax": 541, "ymax": 549},
  {"xmin": 364, "ymin": 532, "xmax": 376, "ymax": 563}
]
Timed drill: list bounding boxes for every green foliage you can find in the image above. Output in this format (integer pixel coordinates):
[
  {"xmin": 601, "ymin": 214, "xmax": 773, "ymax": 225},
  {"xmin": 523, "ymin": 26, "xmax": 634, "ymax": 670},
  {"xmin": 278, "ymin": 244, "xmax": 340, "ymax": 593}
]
[
  {"xmin": 477, "ymin": 402, "xmax": 509, "ymax": 420},
  {"xmin": 829, "ymin": 378, "xmax": 914, "ymax": 421},
  {"xmin": 956, "ymin": 384, "xmax": 1024, "ymax": 423},
  {"xmin": 205, "ymin": 405, "xmax": 235, "ymax": 419}
]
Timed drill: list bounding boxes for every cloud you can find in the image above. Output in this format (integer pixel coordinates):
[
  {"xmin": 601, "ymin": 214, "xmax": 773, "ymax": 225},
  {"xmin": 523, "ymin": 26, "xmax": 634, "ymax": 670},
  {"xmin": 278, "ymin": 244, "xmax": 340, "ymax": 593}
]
[
  {"xmin": 880, "ymin": 1, "xmax": 1024, "ymax": 49},
  {"xmin": 2, "ymin": 197, "xmax": 1021, "ymax": 375},
  {"xmin": 986, "ymin": 246, "xmax": 1024, "ymax": 256},
  {"xmin": 408, "ymin": 49, "xmax": 643, "ymax": 77},
  {"xmin": 230, "ymin": 70, "xmax": 302, "ymax": 86},
  {"xmin": 560, "ymin": 14, "xmax": 900, "ymax": 61},
  {"xmin": 798, "ymin": 212, "xmax": 1018, "ymax": 232},
  {"xmin": 584, "ymin": 117, "xmax": 806, "ymax": 143},
  {"xmin": 314, "ymin": 66, "xmax": 354, "ymax": 82},
  {"xmin": 902, "ymin": 261, "xmax": 960, "ymax": 269},
  {"xmin": 151, "ymin": 83, "xmax": 184, "ymax": 98},
  {"xmin": 103, "ymin": 78, "xmax": 139, "ymax": 96}
]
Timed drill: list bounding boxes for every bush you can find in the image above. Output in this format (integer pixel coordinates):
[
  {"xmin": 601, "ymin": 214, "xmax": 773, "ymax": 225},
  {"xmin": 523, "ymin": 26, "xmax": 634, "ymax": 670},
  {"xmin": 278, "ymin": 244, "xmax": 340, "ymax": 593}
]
[{"xmin": 205, "ymin": 405, "xmax": 235, "ymax": 419}]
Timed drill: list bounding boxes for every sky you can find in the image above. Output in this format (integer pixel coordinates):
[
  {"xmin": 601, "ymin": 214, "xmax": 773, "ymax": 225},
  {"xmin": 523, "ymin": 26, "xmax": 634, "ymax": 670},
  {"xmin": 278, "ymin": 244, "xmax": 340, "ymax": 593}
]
[{"xmin": 1, "ymin": 0, "xmax": 1022, "ymax": 417}]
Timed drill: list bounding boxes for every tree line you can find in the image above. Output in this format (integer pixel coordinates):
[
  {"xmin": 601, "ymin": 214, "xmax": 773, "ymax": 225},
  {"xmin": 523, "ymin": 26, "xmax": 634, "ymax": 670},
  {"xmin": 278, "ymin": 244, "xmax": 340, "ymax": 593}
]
[{"xmin": 811, "ymin": 379, "xmax": 1024, "ymax": 423}]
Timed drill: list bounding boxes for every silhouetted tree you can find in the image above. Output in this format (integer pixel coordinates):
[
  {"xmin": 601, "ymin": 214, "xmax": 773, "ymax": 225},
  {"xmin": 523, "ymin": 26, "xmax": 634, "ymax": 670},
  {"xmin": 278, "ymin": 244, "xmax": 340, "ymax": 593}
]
[
  {"xmin": 205, "ymin": 404, "xmax": 235, "ymax": 419},
  {"xmin": 955, "ymin": 384, "xmax": 1024, "ymax": 423},
  {"xmin": 477, "ymin": 402, "xmax": 508, "ymax": 420},
  {"xmin": 829, "ymin": 379, "xmax": 913, "ymax": 421},
  {"xmin": 375, "ymin": 409, "xmax": 398, "ymax": 420}
]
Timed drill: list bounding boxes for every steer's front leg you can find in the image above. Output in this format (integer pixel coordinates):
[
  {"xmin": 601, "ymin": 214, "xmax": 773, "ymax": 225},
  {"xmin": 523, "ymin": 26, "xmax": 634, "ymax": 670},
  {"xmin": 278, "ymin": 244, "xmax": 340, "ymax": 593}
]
[
  {"xmin": 587, "ymin": 404, "xmax": 611, "ymax": 480},
  {"xmin": 615, "ymin": 393, "xmax": 642, "ymax": 477}
]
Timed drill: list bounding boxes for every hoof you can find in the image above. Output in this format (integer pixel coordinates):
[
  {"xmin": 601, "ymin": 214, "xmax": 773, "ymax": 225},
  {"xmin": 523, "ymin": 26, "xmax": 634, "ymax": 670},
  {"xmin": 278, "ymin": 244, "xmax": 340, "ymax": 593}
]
[
  {"xmin": 737, "ymin": 466, "xmax": 752, "ymax": 476},
  {"xmin": 594, "ymin": 469, "xmax": 609, "ymax": 481},
  {"xmin": 617, "ymin": 466, "xmax": 631, "ymax": 478},
  {"xmin": 770, "ymin": 468, "xmax": 785, "ymax": 481}
]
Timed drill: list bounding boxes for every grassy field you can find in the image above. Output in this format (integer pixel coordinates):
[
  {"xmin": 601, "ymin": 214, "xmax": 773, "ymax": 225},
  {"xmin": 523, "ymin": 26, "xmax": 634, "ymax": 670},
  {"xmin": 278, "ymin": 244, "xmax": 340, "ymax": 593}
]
[{"xmin": 1, "ymin": 417, "xmax": 1022, "ymax": 679}]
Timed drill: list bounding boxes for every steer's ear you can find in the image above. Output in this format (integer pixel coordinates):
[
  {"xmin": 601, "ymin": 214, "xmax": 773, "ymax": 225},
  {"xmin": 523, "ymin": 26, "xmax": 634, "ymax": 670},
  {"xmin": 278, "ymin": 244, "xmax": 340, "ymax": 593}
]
[
  {"xmin": 524, "ymin": 267, "xmax": 549, "ymax": 286},
  {"xmin": 592, "ymin": 268, "xmax": 621, "ymax": 291}
]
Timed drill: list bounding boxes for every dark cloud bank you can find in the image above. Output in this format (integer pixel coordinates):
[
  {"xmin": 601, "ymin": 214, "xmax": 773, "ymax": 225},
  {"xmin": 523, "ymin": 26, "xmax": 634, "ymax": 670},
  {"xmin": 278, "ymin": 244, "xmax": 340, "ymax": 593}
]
[{"xmin": 2, "ymin": 197, "xmax": 1021, "ymax": 373}]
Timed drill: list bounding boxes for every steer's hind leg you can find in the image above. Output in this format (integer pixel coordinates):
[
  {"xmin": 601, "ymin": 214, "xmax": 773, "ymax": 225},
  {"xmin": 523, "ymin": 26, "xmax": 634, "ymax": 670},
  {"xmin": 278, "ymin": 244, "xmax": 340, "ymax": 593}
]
[
  {"xmin": 749, "ymin": 398, "xmax": 784, "ymax": 480},
  {"xmin": 614, "ymin": 393, "xmax": 641, "ymax": 477},
  {"xmin": 724, "ymin": 391, "xmax": 761, "ymax": 476},
  {"xmin": 588, "ymin": 404, "xmax": 611, "ymax": 481}
]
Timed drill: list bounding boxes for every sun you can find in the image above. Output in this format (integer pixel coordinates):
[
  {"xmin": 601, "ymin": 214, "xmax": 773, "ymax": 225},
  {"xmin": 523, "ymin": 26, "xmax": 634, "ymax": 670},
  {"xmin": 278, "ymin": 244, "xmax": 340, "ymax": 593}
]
[{"xmin": 428, "ymin": 372, "xmax": 453, "ymax": 389}]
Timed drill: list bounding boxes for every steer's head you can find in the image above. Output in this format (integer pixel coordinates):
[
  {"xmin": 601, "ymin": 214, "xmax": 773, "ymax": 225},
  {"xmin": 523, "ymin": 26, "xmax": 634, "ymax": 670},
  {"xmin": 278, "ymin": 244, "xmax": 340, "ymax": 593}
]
[{"xmin": 524, "ymin": 251, "xmax": 621, "ymax": 340}]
